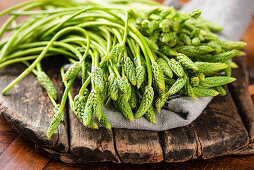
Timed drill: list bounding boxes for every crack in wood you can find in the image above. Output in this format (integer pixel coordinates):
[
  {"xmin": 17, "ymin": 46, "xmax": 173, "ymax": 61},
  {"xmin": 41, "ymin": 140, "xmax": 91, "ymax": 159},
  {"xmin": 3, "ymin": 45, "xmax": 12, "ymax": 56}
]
[{"xmin": 112, "ymin": 129, "xmax": 122, "ymax": 163}]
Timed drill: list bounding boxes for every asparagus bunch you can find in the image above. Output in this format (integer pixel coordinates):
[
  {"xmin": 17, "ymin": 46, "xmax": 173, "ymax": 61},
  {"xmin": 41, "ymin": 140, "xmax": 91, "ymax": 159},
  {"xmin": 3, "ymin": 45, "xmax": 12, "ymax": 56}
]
[{"xmin": 0, "ymin": 0, "xmax": 245, "ymax": 137}]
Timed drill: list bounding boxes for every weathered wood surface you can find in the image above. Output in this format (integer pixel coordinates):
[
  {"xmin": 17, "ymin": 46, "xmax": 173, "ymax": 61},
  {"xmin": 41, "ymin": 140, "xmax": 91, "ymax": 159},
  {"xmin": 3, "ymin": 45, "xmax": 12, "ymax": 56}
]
[
  {"xmin": 191, "ymin": 87, "xmax": 249, "ymax": 159},
  {"xmin": 229, "ymin": 56, "xmax": 254, "ymax": 141},
  {"xmin": 0, "ymin": 63, "xmax": 69, "ymax": 153},
  {"xmin": 162, "ymin": 125, "xmax": 198, "ymax": 162},
  {"xmin": 231, "ymin": 143, "xmax": 254, "ymax": 156},
  {"xmin": 36, "ymin": 146, "xmax": 87, "ymax": 164},
  {"xmin": 114, "ymin": 129, "xmax": 163, "ymax": 164},
  {"xmin": 69, "ymin": 81, "xmax": 120, "ymax": 163},
  {"xmin": 162, "ymin": 87, "xmax": 250, "ymax": 162},
  {"xmin": 0, "ymin": 57, "xmax": 254, "ymax": 164}
]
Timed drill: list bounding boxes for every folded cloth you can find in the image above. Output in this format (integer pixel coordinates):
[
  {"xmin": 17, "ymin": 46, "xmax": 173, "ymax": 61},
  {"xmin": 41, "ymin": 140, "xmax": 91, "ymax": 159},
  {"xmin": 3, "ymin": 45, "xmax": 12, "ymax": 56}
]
[{"xmin": 64, "ymin": 0, "xmax": 253, "ymax": 130}]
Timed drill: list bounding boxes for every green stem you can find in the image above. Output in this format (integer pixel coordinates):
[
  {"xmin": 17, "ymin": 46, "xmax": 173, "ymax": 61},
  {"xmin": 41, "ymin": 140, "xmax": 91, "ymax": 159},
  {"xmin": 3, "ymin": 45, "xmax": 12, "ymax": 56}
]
[
  {"xmin": 5, "ymin": 26, "xmax": 21, "ymax": 31},
  {"xmin": 112, "ymin": 28, "xmax": 123, "ymax": 43},
  {"xmin": 9, "ymin": 7, "xmax": 84, "ymax": 15},
  {"xmin": 0, "ymin": 55, "xmax": 47, "ymax": 69},
  {"xmin": 136, "ymin": 43, "xmax": 142, "ymax": 66},
  {"xmin": 2, "ymin": 27, "xmax": 87, "ymax": 94},
  {"xmin": 22, "ymin": 61, "xmax": 38, "ymax": 75},
  {"xmin": 122, "ymin": 9, "xmax": 129, "ymax": 46},
  {"xmin": 100, "ymin": 28, "xmax": 112, "ymax": 54},
  {"xmin": 81, "ymin": 62, "xmax": 86, "ymax": 85},
  {"xmin": 0, "ymin": 0, "xmax": 37, "ymax": 16},
  {"xmin": 78, "ymin": 76, "xmax": 91, "ymax": 96},
  {"xmin": 87, "ymin": 30, "xmax": 107, "ymax": 49},
  {"xmin": 60, "ymin": 66, "xmax": 73, "ymax": 105},
  {"xmin": 48, "ymin": 92, "xmax": 57, "ymax": 107},
  {"xmin": 0, "ymin": 19, "xmax": 36, "ymax": 61},
  {"xmin": 0, "ymin": 39, "xmax": 7, "ymax": 48},
  {"xmin": 59, "ymin": 66, "xmax": 81, "ymax": 113},
  {"xmin": 78, "ymin": 29, "xmax": 90, "ymax": 64},
  {"xmin": 0, "ymin": 2, "xmax": 43, "ymax": 38},
  {"xmin": 35, "ymin": 13, "xmax": 117, "ymax": 38},
  {"xmin": 94, "ymin": 49, "xmax": 99, "ymax": 67},
  {"xmin": 112, "ymin": 35, "xmax": 117, "ymax": 47},
  {"xmin": 4, "ymin": 46, "xmax": 76, "ymax": 61},
  {"xmin": 111, "ymin": 62, "xmax": 121, "ymax": 77},
  {"xmin": 36, "ymin": 62, "xmax": 42, "ymax": 72},
  {"xmin": 129, "ymin": 24, "xmax": 154, "ymax": 86},
  {"xmin": 154, "ymin": 51, "xmax": 170, "ymax": 63},
  {"xmin": 91, "ymin": 49, "xmax": 98, "ymax": 88},
  {"xmin": 61, "ymin": 37, "xmax": 107, "ymax": 56},
  {"xmin": 112, "ymin": 29, "xmax": 123, "ymax": 64},
  {"xmin": 13, "ymin": 12, "xmax": 71, "ymax": 49},
  {"xmin": 77, "ymin": 64, "xmax": 93, "ymax": 96},
  {"xmin": 68, "ymin": 58, "xmax": 77, "ymax": 64},
  {"xmin": 108, "ymin": 65, "xmax": 113, "ymax": 74},
  {"xmin": 41, "ymin": 6, "xmax": 123, "ymax": 39},
  {"xmin": 130, "ymin": 24, "xmax": 156, "ymax": 63},
  {"xmin": 17, "ymin": 41, "xmax": 82, "ymax": 59}
]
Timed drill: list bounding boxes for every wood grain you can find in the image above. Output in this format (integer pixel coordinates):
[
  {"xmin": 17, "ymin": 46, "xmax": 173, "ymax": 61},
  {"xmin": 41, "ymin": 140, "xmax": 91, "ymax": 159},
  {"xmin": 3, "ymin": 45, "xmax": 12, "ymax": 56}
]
[
  {"xmin": 162, "ymin": 86, "xmax": 250, "ymax": 162},
  {"xmin": 229, "ymin": 56, "xmax": 254, "ymax": 141},
  {"xmin": 114, "ymin": 129, "xmax": 163, "ymax": 164},
  {"xmin": 191, "ymin": 87, "xmax": 249, "ymax": 159},
  {"xmin": 162, "ymin": 126, "xmax": 198, "ymax": 162},
  {"xmin": 0, "ymin": 63, "xmax": 69, "ymax": 153},
  {"xmin": 0, "ymin": 136, "xmax": 49, "ymax": 170},
  {"xmin": 0, "ymin": 115, "xmax": 17, "ymax": 155},
  {"xmin": 36, "ymin": 146, "xmax": 90, "ymax": 164}
]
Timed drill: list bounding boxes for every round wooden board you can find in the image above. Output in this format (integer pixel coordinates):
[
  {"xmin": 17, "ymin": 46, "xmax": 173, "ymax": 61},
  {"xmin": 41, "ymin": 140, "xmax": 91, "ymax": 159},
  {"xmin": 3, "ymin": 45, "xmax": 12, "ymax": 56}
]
[{"xmin": 0, "ymin": 56, "xmax": 254, "ymax": 164}]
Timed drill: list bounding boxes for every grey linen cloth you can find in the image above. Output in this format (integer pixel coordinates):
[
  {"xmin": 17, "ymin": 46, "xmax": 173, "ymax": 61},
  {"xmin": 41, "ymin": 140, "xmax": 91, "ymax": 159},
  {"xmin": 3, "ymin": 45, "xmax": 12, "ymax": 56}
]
[{"xmin": 65, "ymin": 0, "xmax": 253, "ymax": 131}]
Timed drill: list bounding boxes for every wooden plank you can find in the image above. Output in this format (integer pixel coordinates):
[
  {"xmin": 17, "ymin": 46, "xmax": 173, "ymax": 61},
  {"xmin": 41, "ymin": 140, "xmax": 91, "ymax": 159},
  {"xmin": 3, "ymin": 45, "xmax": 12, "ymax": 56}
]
[
  {"xmin": 0, "ymin": 63, "xmax": 69, "ymax": 152},
  {"xmin": 230, "ymin": 143, "xmax": 254, "ymax": 155},
  {"xmin": 69, "ymin": 81, "xmax": 120, "ymax": 163},
  {"xmin": 36, "ymin": 146, "xmax": 88, "ymax": 164},
  {"xmin": 162, "ymin": 125, "xmax": 198, "ymax": 162},
  {"xmin": 0, "ymin": 136, "xmax": 49, "ymax": 170},
  {"xmin": 0, "ymin": 115, "xmax": 17, "ymax": 155},
  {"xmin": 114, "ymin": 129, "xmax": 163, "ymax": 164},
  {"xmin": 202, "ymin": 155, "xmax": 254, "ymax": 169},
  {"xmin": 191, "ymin": 87, "xmax": 249, "ymax": 159},
  {"xmin": 229, "ymin": 56, "xmax": 254, "ymax": 141},
  {"xmin": 44, "ymin": 160, "xmax": 81, "ymax": 170}
]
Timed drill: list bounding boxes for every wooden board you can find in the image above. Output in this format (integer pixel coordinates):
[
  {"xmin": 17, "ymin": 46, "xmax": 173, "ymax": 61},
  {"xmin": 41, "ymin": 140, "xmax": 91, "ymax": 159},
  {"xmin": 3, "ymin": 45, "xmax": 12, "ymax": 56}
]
[
  {"xmin": 114, "ymin": 129, "xmax": 163, "ymax": 164},
  {"xmin": 0, "ymin": 57, "xmax": 253, "ymax": 164},
  {"xmin": 0, "ymin": 63, "xmax": 69, "ymax": 153},
  {"xmin": 0, "ymin": 115, "xmax": 17, "ymax": 155},
  {"xmin": 162, "ymin": 125, "xmax": 198, "ymax": 162},
  {"xmin": 229, "ymin": 56, "xmax": 254, "ymax": 141},
  {"xmin": 0, "ymin": 136, "xmax": 49, "ymax": 170},
  {"xmin": 191, "ymin": 87, "xmax": 249, "ymax": 159}
]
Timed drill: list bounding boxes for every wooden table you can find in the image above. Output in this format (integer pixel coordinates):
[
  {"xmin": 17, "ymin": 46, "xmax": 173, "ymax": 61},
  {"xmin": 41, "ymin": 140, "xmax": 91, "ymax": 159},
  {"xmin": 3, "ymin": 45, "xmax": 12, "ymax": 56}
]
[{"xmin": 1, "ymin": 1, "xmax": 254, "ymax": 169}]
